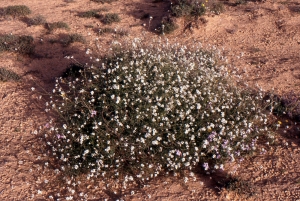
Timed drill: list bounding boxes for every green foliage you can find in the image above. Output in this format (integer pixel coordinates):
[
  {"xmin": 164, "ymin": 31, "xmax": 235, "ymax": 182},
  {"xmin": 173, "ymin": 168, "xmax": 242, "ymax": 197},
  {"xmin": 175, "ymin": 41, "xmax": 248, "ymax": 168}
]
[
  {"xmin": 48, "ymin": 34, "xmax": 86, "ymax": 46},
  {"xmin": 158, "ymin": 17, "xmax": 178, "ymax": 34},
  {"xmin": 218, "ymin": 176, "xmax": 257, "ymax": 198},
  {"xmin": 78, "ymin": 10, "xmax": 101, "ymax": 18},
  {"xmin": 171, "ymin": 0, "xmax": 206, "ymax": 18},
  {"xmin": 101, "ymin": 13, "xmax": 120, "ymax": 24},
  {"xmin": 41, "ymin": 40, "xmax": 275, "ymax": 196},
  {"xmin": 0, "ymin": 34, "xmax": 34, "ymax": 55},
  {"xmin": 0, "ymin": 68, "xmax": 20, "ymax": 82},
  {"xmin": 46, "ymin": 21, "xmax": 70, "ymax": 32},
  {"xmin": 1, "ymin": 5, "xmax": 31, "ymax": 17}
]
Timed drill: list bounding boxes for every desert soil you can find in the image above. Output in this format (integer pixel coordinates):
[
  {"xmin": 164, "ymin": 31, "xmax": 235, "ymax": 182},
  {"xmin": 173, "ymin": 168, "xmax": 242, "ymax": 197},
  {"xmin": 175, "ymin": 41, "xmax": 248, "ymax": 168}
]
[{"xmin": 0, "ymin": 0, "xmax": 299, "ymax": 200}]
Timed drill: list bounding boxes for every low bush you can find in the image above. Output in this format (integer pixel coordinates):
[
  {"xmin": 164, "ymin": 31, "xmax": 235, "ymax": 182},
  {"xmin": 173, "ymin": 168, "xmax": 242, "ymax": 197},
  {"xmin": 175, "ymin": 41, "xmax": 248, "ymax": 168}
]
[
  {"xmin": 171, "ymin": 0, "xmax": 206, "ymax": 18},
  {"xmin": 0, "ymin": 68, "xmax": 20, "ymax": 82},
  {"xmin": 78, "ymin": 10, "xmax": 102, "ymax": 18},
  {"xmin": 101, "ymin": 13, "xmax": 120, "ymax": 24},
  {"xmin": 0, "ymin": 34, "xmax": 35, "ymax": 55},
  {"xmin": 40, "ymin": 39, "xmax": 276, "ymax": 199},
  {"xmin": 159, "ymin": 17, "xmax": 178, "ymax": 34},
  {"xmin": 46, "ymin": 21, "xmax": 70, "ymax": 32},
  {"xmin": 23, "ymin": 15, "xmax": 47, "ymax": 26},
  {"xmin": 1, "ymin": 5, "xmax": 31, "ymax": 17}
]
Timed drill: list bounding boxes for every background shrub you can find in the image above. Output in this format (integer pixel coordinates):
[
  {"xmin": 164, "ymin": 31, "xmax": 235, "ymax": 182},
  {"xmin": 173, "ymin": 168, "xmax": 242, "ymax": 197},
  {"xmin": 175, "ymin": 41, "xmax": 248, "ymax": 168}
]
[
  {"xmin": 45, "ymin": 21, "xmax": 70, "ymax": 32},
  {"xmin": 101, "ymin": 13, "xmax": 120, "ymax": 24},
  {"xmin": 2, "ymin": 5, "xmax": 31, "ymax": 17},
  {"xmin": 0, "ymin": 34, "xmax": 35, "ymax": 55},
  {"xmin": 171, "ymin": 0, "xmax": 206, "ymax": 18},
  {"xmin": 0, "ymin": 68, "xmax": 20, "ymax": 82},
  {"xmin": 41, "ymin": 39, "xmax": 275, "ymax": 196},
  {"xmin": 23, "ymin": 15, "xmax": 47, "ymax": 26}
]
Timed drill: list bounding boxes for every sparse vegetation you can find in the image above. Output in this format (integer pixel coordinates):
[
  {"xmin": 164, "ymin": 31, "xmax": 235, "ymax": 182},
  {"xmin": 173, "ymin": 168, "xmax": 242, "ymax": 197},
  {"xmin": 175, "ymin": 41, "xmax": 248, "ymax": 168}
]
[
  {"xmin": 97, "ymin": 27, "xmax": 128, "ymax": 36},
  {"xmin": 218, "ymin": 176, "xmax": 257, "ymax": 198},
  {"xmin": 0, "ymin": 34, "xmax": 34, "ymax": 55},
  {"xmin": 48, "ymin": 33, "xmax": 86, "ymax": 46},
  {"xmin": 45, "ymin": 21, "xmax": 70, "ymax": 32},
  {"xmin": 101, "ymin": 13, "xmax": 120, "ymax": 24},
  {"xmin": 157, "ymin": 17, "xmax": 178, "ymax": 34},
  {"xmin": 61, "ymin": 33, "xmax": 86, "ymax": 46},
  {"xmin": 170, "ymin": 0, "xmax": 206, "ymax": 18},
  {"xmin": 23, "ymin": 15, "xmax": 47, "ymax": 26},
  {"xmin": 0, "ymin": 5, "xmax": 31, "ymax": 17},
  {"xmin": 0, "ymin": 68, "xmax": 20, "ymax": 82},
  {"xmin": 90, "ymin": 0, "xmax": 118, "ymax": 3},
  {"xmin": 78, "ymin": 10, "xmax": 102, "ymax": 18}
]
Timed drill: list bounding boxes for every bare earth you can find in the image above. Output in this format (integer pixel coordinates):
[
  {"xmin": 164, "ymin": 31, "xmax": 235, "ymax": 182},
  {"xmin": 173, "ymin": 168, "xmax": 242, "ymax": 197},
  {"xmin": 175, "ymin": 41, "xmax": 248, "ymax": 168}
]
[{"xmin": 0, "ymin": 0, "xmax": 299, "ymax": 200}]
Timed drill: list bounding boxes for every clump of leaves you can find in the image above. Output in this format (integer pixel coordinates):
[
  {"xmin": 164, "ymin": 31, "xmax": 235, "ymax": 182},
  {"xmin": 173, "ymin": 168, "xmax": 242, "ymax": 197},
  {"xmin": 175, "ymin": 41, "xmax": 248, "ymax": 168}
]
[
  {"xmin": 61, "ymin": 33, "xmax": 86, "ymax": 46},
  {"xmin": 157, "ymin": 17, "xmax": 178, "ymax": 34},
  {"xmin": 171, "ymin": 0, "xmax": 206, "ymax": 18},
  {"xmin": 0, "ymin": 34, "xmax": 34, "ymax": 55},
  {"xmin": 48, "ymin": 33, "xmax": 86, "ymax": 46},
  {"xmin": 46, "ymin": 21, "xmax": 70, "ymax": 32},
  {"xmin": 1, "ymin": 5, "xmax": 31, "ymax": 17},
  {"xmin": 90, "ymin": 0, "xmax": 118, "ymax": 3},
  {"xmin": 78, "ymin": 10, "xmax": 102, "ymax": 18},
  {"xmin": 0, "ymin": 68, "xmax": 20, "ymax": 82},
  {"xmin": 218, "ymin": 176, "xmax": 257, "ymax": 198},
  {"xmin": 101, "ymin": 13, "xmax": 120, "ymax": 24},
  {"xmin": 23, "ymin": 15, "xmax": 47, "ymax": 26}
]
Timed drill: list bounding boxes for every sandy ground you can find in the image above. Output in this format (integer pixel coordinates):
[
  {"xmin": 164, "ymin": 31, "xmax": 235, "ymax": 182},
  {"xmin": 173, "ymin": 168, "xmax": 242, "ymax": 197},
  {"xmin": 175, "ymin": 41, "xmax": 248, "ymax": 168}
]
[{"xmin": 0, "ymin": 0, "xmax": 300, "ymax": 200}]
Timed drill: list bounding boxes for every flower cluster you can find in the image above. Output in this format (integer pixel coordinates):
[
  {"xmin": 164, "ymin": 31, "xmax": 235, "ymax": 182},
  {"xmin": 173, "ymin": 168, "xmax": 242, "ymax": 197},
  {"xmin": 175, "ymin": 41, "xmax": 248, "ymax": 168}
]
[{"xmin": 41, "ymin": 39, "xmax": 275, "ymax": 198}]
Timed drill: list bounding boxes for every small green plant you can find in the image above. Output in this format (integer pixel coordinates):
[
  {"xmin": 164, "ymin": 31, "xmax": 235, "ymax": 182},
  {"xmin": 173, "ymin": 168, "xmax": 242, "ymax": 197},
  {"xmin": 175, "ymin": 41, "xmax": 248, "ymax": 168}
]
[
  {"xmin": 23, "ymin": 15, "xmax": 47, "ymax": 26},
  {"xmin": 46, "ymin": 21, "xmax": 70, "ymax": 32},
  {"xmin": 158, "ymin": 17, "xmax": 178, "ymax": 34},
  {"xmin": 78, "ymin": 10, "xmax": 102, "ymax": 18},
  {"xmin": 1, "ymin": 5, "xmax": 31, "ymax": 17},
  {"xmin": 90, "ymin": 0, "xmax": 118, "ymax": 3},
  {"xmin": 218, "ymin": 176, "xmax": 257, "ymax": 198},
  {"xmin": 171, "ymin": 0, "xmax": 206, "ymax": 18},
  {"xmin": 61, "ymin": 33, "xmax": 86, "ymax": 46},
  {"xmin": 48, "ymin": 33, "xmax": 86, "ymax": 46},
  {"xmin": 0, "ymin": 68, "xmax": 20, "ymax": 82},
  {"xmin": 38, "ymin": 39, "xmax": 276, "ymax": 199},
  {"xmin": 0, "ymin": 34, "xmax": 34, "ymax": 55},
  {"xmin": 101, "ymin": 13, "xmax": 120, "ymax": 24}
]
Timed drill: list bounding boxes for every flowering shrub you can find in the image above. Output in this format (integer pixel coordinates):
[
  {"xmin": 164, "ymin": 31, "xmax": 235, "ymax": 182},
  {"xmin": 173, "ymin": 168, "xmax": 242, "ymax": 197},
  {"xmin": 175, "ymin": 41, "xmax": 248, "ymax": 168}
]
[{"xmin": 41, "ymin": 39, "xmax": 275, "ymax": 196}]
